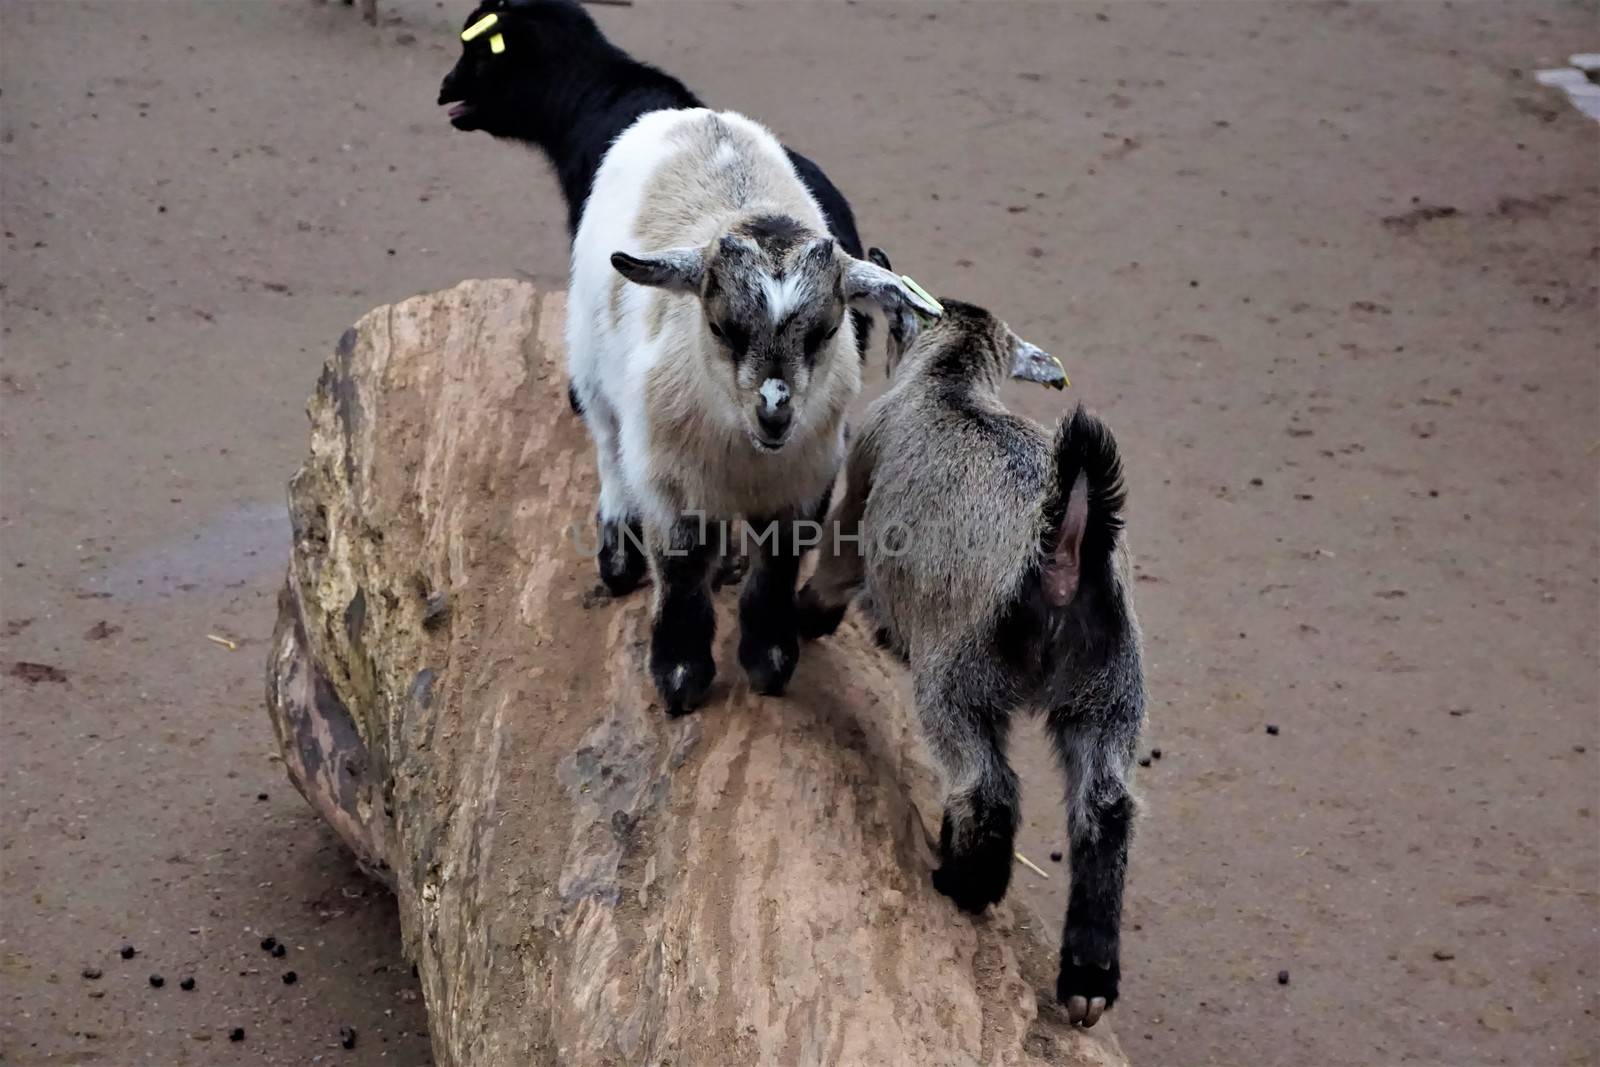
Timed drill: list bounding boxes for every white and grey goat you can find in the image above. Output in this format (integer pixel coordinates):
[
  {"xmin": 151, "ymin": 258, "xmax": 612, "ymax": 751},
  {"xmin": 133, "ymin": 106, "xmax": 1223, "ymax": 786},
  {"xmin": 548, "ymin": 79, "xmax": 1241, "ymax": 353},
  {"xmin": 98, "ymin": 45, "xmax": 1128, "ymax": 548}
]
[
  {"xmin": 567, "ymin": 108, "xmax": 936, "ymax": 713},
  {"xmin": 797, "ymin": 294, "xmax": 1145, "ymax": 1028}
]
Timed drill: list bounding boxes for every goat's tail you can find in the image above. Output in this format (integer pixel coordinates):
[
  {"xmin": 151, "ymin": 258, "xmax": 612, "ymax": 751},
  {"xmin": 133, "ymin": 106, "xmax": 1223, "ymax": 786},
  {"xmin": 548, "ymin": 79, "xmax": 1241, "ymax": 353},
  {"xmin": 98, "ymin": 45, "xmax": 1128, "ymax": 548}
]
[{"xmin": 1037, "ymin": 406, "xmax": 1127, "ymax": 611}]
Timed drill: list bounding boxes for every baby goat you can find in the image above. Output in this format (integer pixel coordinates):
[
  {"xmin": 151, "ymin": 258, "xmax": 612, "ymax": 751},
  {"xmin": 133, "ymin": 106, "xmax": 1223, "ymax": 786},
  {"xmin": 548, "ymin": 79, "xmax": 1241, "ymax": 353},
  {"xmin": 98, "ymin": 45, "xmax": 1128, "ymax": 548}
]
[
  {"xmin": 570, "ymin": 109, "xmax": 935, "ymax": 714},
  {"xmin": 796, "ymin": 296, "xmax": 1145, "ymax": 1028}
]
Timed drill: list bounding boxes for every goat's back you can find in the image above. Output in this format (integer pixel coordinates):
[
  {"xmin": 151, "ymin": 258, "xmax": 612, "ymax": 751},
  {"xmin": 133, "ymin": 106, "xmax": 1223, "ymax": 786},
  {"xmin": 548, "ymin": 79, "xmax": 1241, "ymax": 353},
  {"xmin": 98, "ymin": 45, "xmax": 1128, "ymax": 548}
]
[
  {"xmin": 857, "ymin": 387, "xmax": 1053, "ymax": 651},
  {"xmin": 575, "ymin": 108, "xmax": 824, "ymax": 270}
]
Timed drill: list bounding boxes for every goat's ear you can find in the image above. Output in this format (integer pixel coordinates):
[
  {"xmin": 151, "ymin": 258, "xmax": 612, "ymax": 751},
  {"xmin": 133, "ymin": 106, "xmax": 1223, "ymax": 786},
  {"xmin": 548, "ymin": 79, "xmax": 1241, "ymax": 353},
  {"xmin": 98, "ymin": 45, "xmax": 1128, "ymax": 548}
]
[
  {"xmin": 882, "ymin": 306, "xmax": 921, "ymax": 378},
  {"xmin": 610, "ymin": 248, "xmax": 706, "ymax": 294},
  {"xmin": 842, "ymin": 258, "xmax": 942, "ymax": 320},
  {"xmin": 843, "ymin": 256, "xmax": 938, "ymax": 374}
]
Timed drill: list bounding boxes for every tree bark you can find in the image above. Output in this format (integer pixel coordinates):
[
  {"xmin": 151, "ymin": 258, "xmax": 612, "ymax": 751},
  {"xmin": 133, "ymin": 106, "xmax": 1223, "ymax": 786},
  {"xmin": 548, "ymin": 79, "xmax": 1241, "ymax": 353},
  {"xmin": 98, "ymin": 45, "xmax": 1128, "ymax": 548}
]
[{"xmin": 264, "ymin": 279, "xmax": 1130, "ymax": 1067}]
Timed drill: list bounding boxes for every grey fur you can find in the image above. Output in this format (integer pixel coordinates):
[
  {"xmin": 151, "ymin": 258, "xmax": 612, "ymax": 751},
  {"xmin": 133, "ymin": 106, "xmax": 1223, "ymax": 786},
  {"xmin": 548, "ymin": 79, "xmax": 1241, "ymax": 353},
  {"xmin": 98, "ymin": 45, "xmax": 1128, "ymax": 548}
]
[{"xmin": 798, "ymin": 297, "xmax": 1146, "ymax": 1022}]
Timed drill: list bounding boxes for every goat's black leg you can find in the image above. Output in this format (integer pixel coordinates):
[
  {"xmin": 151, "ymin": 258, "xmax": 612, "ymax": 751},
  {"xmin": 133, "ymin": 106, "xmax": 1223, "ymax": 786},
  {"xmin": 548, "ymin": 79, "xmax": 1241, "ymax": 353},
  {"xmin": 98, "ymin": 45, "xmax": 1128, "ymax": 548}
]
[
  {"xmin": 918, "ymin": 666, "xmax": 1019, "ymax": 913},
  {"xmin": 1051, "ymin": 720, "xmax": 1138, "ymax": 1027},
  {"xmin": 597, "ymin": 512, "xmax": 648, "ymax": 596},
  {"xmin": 647, "ymin": 517, "xmax": 718, "ymax": 715},
  {"xmin": 738, "ymin": 511, "xmax": 806, "ymax": 695}
]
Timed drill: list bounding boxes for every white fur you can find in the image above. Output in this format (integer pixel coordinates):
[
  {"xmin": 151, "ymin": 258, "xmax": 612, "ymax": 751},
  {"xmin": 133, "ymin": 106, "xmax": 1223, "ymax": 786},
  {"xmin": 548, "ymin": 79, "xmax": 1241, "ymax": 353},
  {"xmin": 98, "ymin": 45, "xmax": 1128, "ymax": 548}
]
[
  {"xmin": 758, "ymin": 377, "xmax": 790, "ymax": 414},
  {"xmin": 565, "ymin": 108, "xmax": 855, "ymax": 534},
  {"xmin": 759, "ymin": 271, "xmax": 809, "ymax": 322}
]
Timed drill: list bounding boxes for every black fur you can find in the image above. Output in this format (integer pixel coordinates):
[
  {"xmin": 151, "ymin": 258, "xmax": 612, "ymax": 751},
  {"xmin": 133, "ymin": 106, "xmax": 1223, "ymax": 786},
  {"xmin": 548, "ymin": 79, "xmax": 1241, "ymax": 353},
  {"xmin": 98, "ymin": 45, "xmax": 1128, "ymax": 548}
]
[
  {"xmin": 737, "ymin": 513, "xmax": 806, "ymax": 696},
  {"xmin": 439, "ymin": 0, "xmax": 871, "ymax": 353},
  {"xmin": 648, "ymin": 518, "xmax": 718, "ymax": 714},
  {"xmin": 931, "ymin": 761, "xmax": 1020, "ymax": 914},
  {"xmin": 440, "ymin": 0, "xmax": 696, "ymax": 234},
  {"xmin": 1057, "ymin": 791, "xmax": 1132, "ymax": 1008},
  {"xmin": 795, "ymin": 591, "xmax": 847, "ymax": 639},
  {"xmin": 789, "ymin": 481, "xmax": 841, "ymax": 638},
  {"xmin": 596, "ymin": 513, "xmax": 647, "ymax": 596},
  {"xmin": 730, "ymin": 212, "xmax": 814, "ymax": 256}
]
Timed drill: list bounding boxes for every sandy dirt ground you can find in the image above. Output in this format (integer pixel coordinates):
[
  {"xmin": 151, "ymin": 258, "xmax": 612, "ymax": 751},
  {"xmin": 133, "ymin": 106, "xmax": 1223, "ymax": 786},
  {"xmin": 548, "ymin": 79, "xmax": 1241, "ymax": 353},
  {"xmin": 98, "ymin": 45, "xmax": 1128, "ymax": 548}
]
[{"xmin": 2, "ymin": 1, "xmax": 1597, "ymax": 1064}]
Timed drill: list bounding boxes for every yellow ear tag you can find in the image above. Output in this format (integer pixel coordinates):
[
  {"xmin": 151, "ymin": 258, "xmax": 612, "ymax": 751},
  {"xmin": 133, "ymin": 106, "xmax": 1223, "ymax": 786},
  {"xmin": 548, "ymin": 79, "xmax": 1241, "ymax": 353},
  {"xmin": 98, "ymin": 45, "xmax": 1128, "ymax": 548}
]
[
  {"xmin": 489, "ymin": 32, "xmax": 506, "ymax": 53},
  {"xmin": 461, "ymin": 12, "xmax": 499, "ymax": 42},
  {"xmin": 899, "ymin": 274, "xmax": 943, "ymax": 318}
]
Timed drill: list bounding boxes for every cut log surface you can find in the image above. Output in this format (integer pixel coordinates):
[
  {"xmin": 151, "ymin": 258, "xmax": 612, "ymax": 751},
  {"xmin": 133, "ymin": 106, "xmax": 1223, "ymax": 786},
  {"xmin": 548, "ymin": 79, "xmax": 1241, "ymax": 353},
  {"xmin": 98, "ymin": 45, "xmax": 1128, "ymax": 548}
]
[{"xmin": 265, "ymin": 279, "xmax": 1130, "ymax": 1067}]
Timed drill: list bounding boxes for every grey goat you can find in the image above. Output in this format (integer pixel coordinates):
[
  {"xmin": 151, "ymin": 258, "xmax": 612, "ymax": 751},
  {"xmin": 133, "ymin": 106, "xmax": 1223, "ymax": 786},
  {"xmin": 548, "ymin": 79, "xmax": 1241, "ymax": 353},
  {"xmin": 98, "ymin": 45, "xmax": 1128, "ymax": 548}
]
[{"xmin": 796, "ymin": 291, "xmax": 1145, "ymax": 1028}]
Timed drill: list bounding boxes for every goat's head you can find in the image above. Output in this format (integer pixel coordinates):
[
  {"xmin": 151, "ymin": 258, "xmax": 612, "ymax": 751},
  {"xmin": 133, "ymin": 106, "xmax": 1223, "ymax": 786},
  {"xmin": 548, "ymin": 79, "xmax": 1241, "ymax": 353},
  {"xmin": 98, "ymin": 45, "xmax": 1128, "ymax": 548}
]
[
  {"xmin": 612, "ymin": 217, "xmax": 941, "ymax": 453},
  {"xmin": 438, "ymin": 0, "xmax": 601, "ymax": 134},
  {"xmin": 891, "ymin": 297, "xmax": 1066, "ymax": 392}
]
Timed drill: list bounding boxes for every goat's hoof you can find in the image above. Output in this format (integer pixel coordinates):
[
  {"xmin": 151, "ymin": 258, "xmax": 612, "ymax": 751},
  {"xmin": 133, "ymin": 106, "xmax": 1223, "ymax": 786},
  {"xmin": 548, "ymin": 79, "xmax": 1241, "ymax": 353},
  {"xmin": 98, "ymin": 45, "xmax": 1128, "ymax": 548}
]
[
  {"xmin": 598, "ymin": 562, "xmax": 644, "ymax": 597},
  {"xmin": 795, "ymin": 586, "xmax": 846, "ymax": 640},
  {"xmin": 931, "ymin": 859, "xmax": 1010, "ymax": 914},
  {"xmin": 1056, "ymin": 927, "xmax": 1120, "ymax": 1023},
  {"xmin": 653, "ymin": 655, "xmax": 715, "ymax": 716},
  {"xmin": 1056, "ymin": 959, "xmax": 1120, "ymax": 1023},
  {"xmin": 739, "ymin": 634, "xmax": 798, "ymax": 696},
  {"xmin": 1064, "ymin": 995, "xmax": 1107, "ymax": 1028},
  {"xmin": 932, "ymin": 808, "xmax": 1014, "ymax": 913}
]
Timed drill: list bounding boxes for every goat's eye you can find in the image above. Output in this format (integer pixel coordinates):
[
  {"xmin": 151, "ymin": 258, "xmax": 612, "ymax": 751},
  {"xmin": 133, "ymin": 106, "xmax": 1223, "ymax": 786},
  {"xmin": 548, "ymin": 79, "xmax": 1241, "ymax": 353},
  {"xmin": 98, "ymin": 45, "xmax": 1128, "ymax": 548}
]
[
  {"xmin": 824, "ymin": 323, "xmax": 840, "ymax": 341},
  {"xmin": 707, "ymin": 321, "xmax": 725, "ymax": 340}
]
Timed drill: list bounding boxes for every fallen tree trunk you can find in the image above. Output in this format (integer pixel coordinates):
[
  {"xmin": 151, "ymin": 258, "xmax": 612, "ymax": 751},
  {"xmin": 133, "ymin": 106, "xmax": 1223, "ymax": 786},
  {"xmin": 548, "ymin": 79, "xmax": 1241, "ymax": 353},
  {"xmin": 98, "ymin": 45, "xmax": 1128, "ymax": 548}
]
[{"xmin": 265, "ymin": 279, "xmax": 1129, "ymax": 1067}]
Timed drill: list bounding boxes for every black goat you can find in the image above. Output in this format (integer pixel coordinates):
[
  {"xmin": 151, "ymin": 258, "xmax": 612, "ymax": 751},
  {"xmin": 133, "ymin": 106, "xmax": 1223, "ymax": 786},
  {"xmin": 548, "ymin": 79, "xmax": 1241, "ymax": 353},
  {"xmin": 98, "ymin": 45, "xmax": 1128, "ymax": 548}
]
[{"xmin": 436, "ymin": 0, "xmax": 865, "ymax": 262}]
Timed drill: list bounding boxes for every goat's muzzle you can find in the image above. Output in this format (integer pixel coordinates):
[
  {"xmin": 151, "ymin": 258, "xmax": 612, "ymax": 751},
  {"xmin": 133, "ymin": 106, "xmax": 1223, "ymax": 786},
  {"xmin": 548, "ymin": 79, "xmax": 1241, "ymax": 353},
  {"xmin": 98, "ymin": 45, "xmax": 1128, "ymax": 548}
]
[
  {"xmin": 437, "ymin": 68, "xmax": 479, "ymax": 130},
  {"xmin": 753, "ymin": 378, "xmax": 793, "ymax": 449}
]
